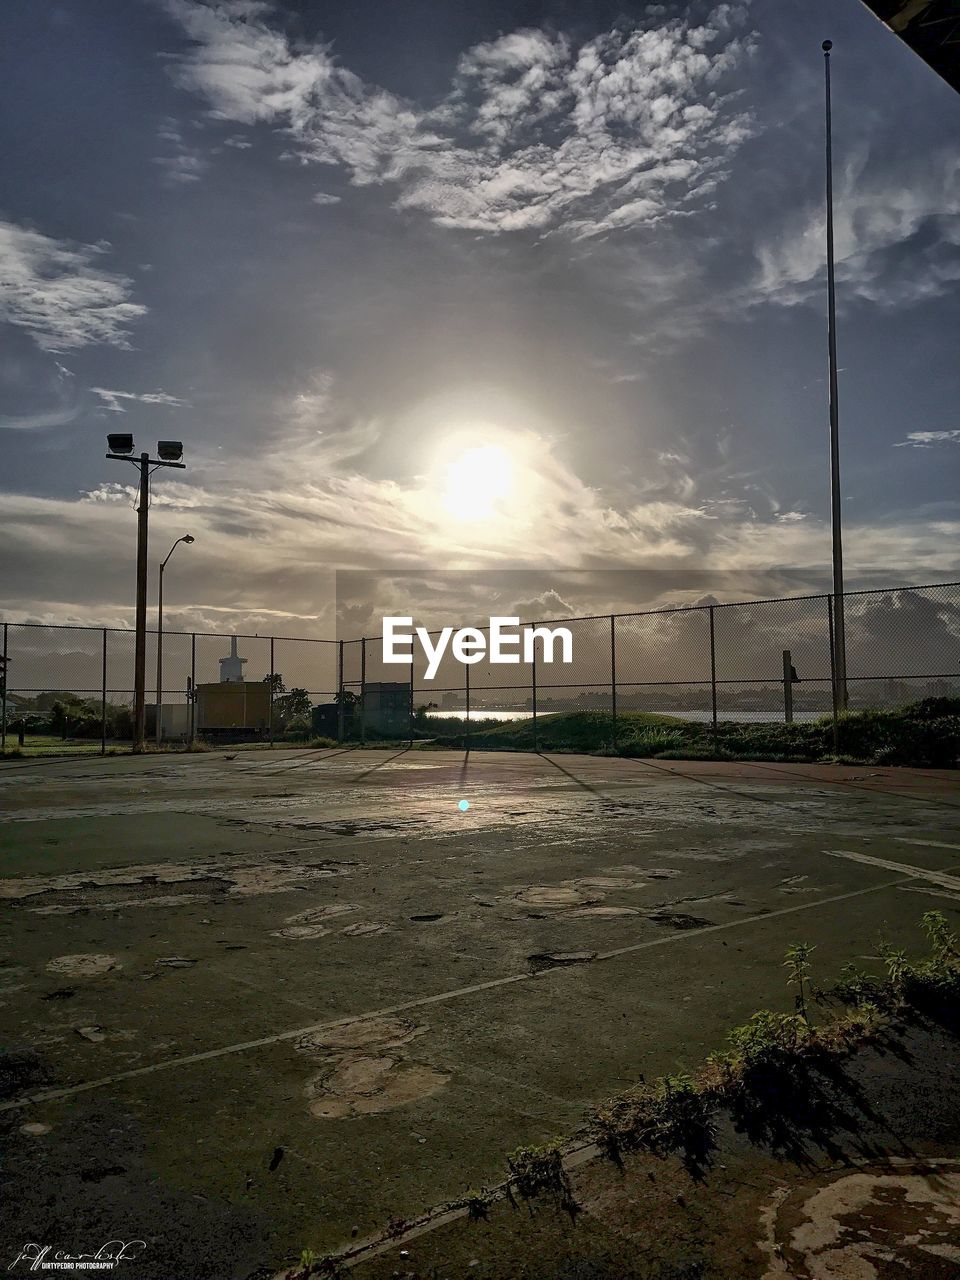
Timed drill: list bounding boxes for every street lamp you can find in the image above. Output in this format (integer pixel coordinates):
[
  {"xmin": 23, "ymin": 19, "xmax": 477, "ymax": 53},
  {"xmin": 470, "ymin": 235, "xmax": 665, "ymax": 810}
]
[
  {"xmin": 106, "ymin": 437, "xmax": 186, "ymax": 751},
  {"xmin": 156, "ymin": 534, "xmax": 195, "ymax": 746}
]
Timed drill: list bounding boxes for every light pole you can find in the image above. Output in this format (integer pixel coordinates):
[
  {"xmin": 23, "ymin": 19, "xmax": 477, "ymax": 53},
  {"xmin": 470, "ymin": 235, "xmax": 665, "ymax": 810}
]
[
  {"xmin": 156, "ymin": 534, "xmax": 195, "ymax": 745},
  {"xmin": 106, "ymin": 435, "xmax": 186, "ymax": 751},
  {"xmin": 822, "ymin": 39, "xmax": 848, "ymax": 709}
]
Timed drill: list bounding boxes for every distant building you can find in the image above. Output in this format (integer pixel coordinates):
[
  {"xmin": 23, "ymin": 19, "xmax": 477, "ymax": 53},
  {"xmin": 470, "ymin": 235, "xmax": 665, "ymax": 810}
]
[
  {"xmin": 196, "ymin": 680, "xmax": 270, "ymax": 739},
  {"xmin": 219, "ymin": 637, "xmax": 247, "ymax": 683},
  {"xmin": 440, "ymin": 691, "xmax": 460, "ymax": 710}
]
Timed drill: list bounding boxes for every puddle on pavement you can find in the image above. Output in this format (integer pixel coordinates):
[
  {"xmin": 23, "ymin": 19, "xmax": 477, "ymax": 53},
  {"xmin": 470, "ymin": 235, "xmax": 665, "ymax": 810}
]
[
  {"xmin": 46, "ymin": 954, "xmax": 121, "ymax": 977},
  {"xmin": 760, "ymin": 1161, "xmax": 960, "ymax": 1278},
  {"xmin": 297, "ymin": 1016, "xmax": 448, "ymax": 1119}
]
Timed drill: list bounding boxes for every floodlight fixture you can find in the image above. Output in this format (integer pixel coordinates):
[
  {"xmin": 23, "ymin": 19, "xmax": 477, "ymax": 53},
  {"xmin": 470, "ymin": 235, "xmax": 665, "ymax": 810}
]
[{"xmin": 104, "ymin": 436, "xmax": 190, "ymax": 750}]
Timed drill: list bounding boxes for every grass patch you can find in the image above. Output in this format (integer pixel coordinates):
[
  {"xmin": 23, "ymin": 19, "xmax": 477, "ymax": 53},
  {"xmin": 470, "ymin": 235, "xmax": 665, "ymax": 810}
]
[
  {"xmin": 592, "ymin": 911, "xmax": 958, "ymax": 1171},
  {"xmin": 420, "ymin": 697, "xmax": 960, "ymax": 768}
]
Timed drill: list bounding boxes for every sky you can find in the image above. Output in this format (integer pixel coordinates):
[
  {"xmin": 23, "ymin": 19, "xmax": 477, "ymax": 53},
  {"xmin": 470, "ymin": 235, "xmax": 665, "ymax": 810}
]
[{"xmin": 1, "ymin": 0, "xmax": 959, "ymax": 639}]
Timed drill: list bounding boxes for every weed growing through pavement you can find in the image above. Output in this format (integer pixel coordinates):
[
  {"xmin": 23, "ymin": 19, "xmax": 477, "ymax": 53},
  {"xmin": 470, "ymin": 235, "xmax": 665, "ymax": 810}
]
[{"xmin": 784, "ymin": 941, "xmax": 815, "ymax": 1021}]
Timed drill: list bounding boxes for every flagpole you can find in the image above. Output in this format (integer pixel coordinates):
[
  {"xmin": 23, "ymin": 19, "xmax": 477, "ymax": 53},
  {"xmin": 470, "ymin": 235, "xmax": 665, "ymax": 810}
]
[{"xmin": 823, "ymin": 38, "xmax": 847, "ymax": 710}]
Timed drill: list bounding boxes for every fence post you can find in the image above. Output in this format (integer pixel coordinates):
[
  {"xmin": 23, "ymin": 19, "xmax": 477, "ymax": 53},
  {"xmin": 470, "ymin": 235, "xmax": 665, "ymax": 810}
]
[
  {"xmin": 827, "ymin": 595, "xmax": 839, "ymax": 753},
  {"xmin": 409, "ymin": 667, "xmax": 414, "ymax": 747},
  {"xmin": 189, "ymin": 633, "xmax": 196, "ymax": 748},
  {"xmin": 782, "ymin": 649, "xmax": 794, "ymax": 724},
  {"xmin": 610, "ymin": 614, "xmax": 617, "ymax": 748},
  {"xmin": 709, "ymin": 605, "xmax": 718, "ymax": 749},
  {"xmin": 337, "ymin": 640, "xmax": 345, "ymax": 743},
  {"xmin": 1, "ymin": 622, "xmax": 7, "ymax": 752},
  {"xmin": 532, "ymin": 645, "xmax": 538, "ymax": 752},
  {"xmin": 269, "ymin": 637, "xmax": 275, "ymax": 747},
  {"xmin": 101, "ymin": 629, "xmax": 107, "ymax": 756},
  {"xmin": 360, "ymin": 637, "xmax": 366, "ymax": 746},
  {"xmin": 465, "ymin": 659, "xmax": 470, "ymax": 750}
]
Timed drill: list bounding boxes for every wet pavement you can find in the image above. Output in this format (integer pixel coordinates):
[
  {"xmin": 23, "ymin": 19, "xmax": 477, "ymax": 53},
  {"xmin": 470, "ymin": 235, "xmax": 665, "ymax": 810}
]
[{"xmin": 0, "ymin": 747, "xmax": 958, "ymax": 1277}]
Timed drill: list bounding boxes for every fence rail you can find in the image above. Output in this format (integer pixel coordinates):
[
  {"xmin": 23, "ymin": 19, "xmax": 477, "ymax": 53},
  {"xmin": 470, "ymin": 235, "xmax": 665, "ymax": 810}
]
[{"xmin": 2, "ymin": 579, "xmax": 958, "ymax": 753}]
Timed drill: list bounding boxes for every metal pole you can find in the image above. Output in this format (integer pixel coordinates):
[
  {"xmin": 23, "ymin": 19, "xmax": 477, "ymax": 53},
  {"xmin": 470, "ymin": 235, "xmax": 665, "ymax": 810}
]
[
  {"xmin": 408, "ymin": 666, "xmax": 414, "ymax": 747},
  {"xmin": 155, "ymin": 562, "xmax": 164, "ymax": 746},
  {"xmin": 610, "ymin": 614, "xmax": 617, "ymax": 748},
  {"xmin": 0, "ymin": 619, "xmax": 7, "ymax": 747},
  {"xmin": 101, "ymin": 628, "xmax": 107, "ymax": 756},
  {"xmin": 189, "ymin": 633, "xmax": 196, "ymax": 747},
  {"xmin": 823, "ymin": 39, "xmax": 847, "ymax": 710},
  {"xmin": 133, "ymin": 453, "xmax": 150, "ymax": 751},
  {"xmin": 827, "ymin": 594, "xmax": 839, "ymax": 753},
  {"xmin": 783, "ymin": 649, "xmax": 794, "ymax": 725},
  {"xmin": 1, "ymin": 622, "xmax": 8, "ymax": 752},
  {"xmin": 464, "ymin": 657, "xmax": 470, "ymax": 749},
  {"xmin": 709, "ymin": 605, "xmax": 718, "ymax": 748},
  {"xmin": 337, "ymin": 640, "xmax": 345, "ymax": 743},
  {"xmin": 269, "ymin": 637, "xmax": 275, "ymax": 747},
  {"xmin": 532, "ymin": 646, "xmax": 538, "ymax": 752},
  {"xmin": 360, "ymin": 638, "xmax": 366, "ymax": 746}
]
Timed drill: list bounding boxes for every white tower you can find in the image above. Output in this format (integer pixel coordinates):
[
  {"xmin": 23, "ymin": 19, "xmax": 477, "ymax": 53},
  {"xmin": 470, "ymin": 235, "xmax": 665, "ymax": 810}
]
[{"xmin": 219, "ymin": 636, "xmax": 247, "ymax": 683}]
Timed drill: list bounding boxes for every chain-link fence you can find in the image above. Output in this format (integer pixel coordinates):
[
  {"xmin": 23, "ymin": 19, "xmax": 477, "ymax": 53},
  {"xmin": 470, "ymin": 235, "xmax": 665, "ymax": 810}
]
[
  {"xmin": 0, "ymin": 622, "xmax": 338, "ymax": 754},
  {"xmin": 2, "ymin": 581, "xmax": 958, "ymax": 754}
]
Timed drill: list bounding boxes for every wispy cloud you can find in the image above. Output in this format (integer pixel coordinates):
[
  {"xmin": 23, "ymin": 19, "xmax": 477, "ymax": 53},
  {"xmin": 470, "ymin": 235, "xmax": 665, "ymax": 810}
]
[
  {"xmin": 0, "ymin": 220, "xmax": 145, "ymax": 351},
  {"xmin": 754, "ymin": 149, "xmax": 960, "ymax": 309},
  {"xmin": 0, "ymin": 406, "xmax": 80, "ymax": 431},
  {"xmin": 90, "ymin": 387, "xmax": 189, "ymax": 412},
  {"xmin": 162, "ymin": 0, "xmax": 757, "ymax": 238},
  {"xmin": 155, "ymin": 117, "xmax": 206, "ymax": 184},
  {"xmin": 893, "ymin": 429, "xmax": 960, "ymax": 448}
]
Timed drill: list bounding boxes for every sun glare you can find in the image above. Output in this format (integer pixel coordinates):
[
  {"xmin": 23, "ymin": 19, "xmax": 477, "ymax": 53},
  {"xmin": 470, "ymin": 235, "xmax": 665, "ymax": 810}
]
[{"xmin": 442, "ymin": 444, "xmax": 513, "ymax": 520}]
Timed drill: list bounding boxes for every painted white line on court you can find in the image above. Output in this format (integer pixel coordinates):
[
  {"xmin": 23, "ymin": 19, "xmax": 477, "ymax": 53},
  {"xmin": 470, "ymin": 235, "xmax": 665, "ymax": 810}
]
[
  {"xmin": 824, "ymin": 849, "xmax": 960, "ymax": 891},
  {"xmin": 894, "ymin": 838, "xmax": 960, "ymax": 852},
  {"xmin": 0, "ymin": 872, "xmax": 915, "ymax": 1114}
]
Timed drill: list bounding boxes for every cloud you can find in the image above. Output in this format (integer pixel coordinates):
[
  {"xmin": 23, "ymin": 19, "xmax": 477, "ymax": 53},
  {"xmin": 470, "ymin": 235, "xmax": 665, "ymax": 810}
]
[
  {"xmin": 0, "ymin": 220, "xmax": 146, "ymax": 351},
  {"xmin": 893, "ymin": 429, "xmax": 960, "ymax": 448},
  {"xmin": 90, "ymin": 387, "xmax": 190, "ymax": 413},
  {"xmin": 3, "ymin": 394, "xmax": 957, "ymax": 635},
  {"xmin": 754, "ymin": 148, "xmax": 960, "ymax": 310},
  {"xmin": 509, "ymin": 588, "xmax": 578, "ymax": 621},
  {"xmin": 0, "ymin": 406, "xmax": 80, "ymax": 431},
  {"xmin": 162, "ymin": 0, "xmax": 756, "ymax": 238},
  {"xmin": 155, "ymin": 116, "xmax": 208, "ymax": 185}
]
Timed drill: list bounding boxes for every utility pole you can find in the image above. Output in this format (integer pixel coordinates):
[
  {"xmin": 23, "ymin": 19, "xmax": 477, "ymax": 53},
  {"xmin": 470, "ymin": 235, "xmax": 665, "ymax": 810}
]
[
  {"xmin": 135, "ymin": 453, "xmax": 150, "ymax": 751},
  {"xmin": 106, "ymin": 435, "xmax": 186, "ymax": 752},
  {"xmin": 823, "ymin": 39, "xmax": 848, "ymax": 710},
  {"xmin": 155, "ymin": 534, "xmax": 195, "ymax": 745}
]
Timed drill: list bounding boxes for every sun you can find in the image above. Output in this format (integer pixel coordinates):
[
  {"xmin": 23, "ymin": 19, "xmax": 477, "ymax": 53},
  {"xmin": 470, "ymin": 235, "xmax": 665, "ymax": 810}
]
[{"xmin": 442, "ymin": 444, "xmax": 513, "ymax": 520}]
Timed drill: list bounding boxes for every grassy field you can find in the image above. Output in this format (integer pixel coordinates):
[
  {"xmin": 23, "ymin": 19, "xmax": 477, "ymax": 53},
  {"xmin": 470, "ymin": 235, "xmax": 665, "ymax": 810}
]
[{"xmin": 423, "ymin": 699, "xmax": 960, "ymax": 767}]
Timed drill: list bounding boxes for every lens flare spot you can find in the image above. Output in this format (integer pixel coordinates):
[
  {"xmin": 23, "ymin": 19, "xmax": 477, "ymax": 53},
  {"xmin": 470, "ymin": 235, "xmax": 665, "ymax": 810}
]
[{"xmin": 458, "ymin": 799, "xmax": 470, "ymax": 812}]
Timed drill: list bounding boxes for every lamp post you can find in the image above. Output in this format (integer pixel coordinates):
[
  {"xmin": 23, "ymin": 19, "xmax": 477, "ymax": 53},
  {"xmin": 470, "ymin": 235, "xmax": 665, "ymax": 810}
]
[
  {"xmin": 156, "ymin": 534, "xmax": 195, "ymax": 745},
  {"xmin": 822, "ymin": 39, "xmax": 848, "ymax": 710},
  {"xmin": 106, "ymin": 435, "xmax": 186, "ymax": 751}
]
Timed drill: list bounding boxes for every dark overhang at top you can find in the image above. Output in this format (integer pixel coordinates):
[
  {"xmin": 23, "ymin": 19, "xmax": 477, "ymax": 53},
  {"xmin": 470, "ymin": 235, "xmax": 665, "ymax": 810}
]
[{"xmin": 860, "ymin": 1, "xmax": 960, "ymax": 93}]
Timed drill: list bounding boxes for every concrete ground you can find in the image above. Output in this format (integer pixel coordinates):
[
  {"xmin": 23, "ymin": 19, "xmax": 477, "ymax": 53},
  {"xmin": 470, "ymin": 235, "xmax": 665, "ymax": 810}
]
[{"xmin": 0, "ymin": 747, "xmax": 958, "ymax": 1278}]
